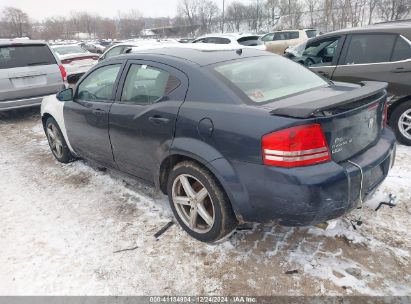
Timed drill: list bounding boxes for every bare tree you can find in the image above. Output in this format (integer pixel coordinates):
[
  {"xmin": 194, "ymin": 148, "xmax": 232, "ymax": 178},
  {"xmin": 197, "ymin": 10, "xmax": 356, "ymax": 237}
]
[
  {"xmin": 226, "ymin": 1, "xmax": 247, "ymax": 31},
  {"xmin": 1, "ymin": 7, "xmax": 30, "ymax": 37},
  {"xmin": 178, "ymin": 0, "xmax": 199, "ymax": 28},
  {"xmin": 198, "ymin": 0, "xmax": 219, "ymax": 34},
  {"xmin": 265, "ymin": 0, "xmax": 282, "ymax": 29},
  {"xmin": 378, "ymin": 0, "xmax": 411, "ymax": 21},
  {"xmin": 117, "ymin": 9, "xmax": 144, "ymax": 39}
]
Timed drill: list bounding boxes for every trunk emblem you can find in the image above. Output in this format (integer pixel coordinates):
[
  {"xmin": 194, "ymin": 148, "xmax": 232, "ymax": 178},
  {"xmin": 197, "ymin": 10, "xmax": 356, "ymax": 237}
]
[{"xmin": 368, "ymin": 117, "xmax": 375, "ymax": 129}]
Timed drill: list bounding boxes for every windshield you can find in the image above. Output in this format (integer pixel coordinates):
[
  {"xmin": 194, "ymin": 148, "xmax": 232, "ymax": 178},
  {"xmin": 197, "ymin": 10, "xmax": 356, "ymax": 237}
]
[
  {"xmin": 53, "ymin": 45, "xmax": 87, "ymax": 55},
  {"xmin": 214, "ymin": 56, "xmax": 327, "ymax": 103}
]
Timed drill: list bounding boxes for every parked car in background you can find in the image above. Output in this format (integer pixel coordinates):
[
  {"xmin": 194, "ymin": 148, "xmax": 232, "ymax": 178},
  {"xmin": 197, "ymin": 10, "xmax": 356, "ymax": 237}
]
[
  {"xmin": 286, "ymin": 21, "xmax": 411, "ymax": 145},
  {"xmin": 0, "ymin": 39, "xmax": 66, "ymax": 111},
  {"xmin": 41, "ymin": 46, "xmax": 395, "ymax": 242},
  {"xmin": 179, "ymin": 38, "xmax": 195, "ymax": 43},
  {"xmin": 51, "ymin": 44, "xmax": 99, "ymax": 83},
  {"xmin": 99, "ymin": 41, "xmax": 160, "ymax": 61},
  {"xmin": 82, "ymin": 41, "xmax": 107, "ymax": 54},
  {"xmin": 192, "ymin": 33, "xmax": 266, "ymax": 50},
  {"xmin": 261, "ymin": 29, "xmax": 317, "ymax": 54}
]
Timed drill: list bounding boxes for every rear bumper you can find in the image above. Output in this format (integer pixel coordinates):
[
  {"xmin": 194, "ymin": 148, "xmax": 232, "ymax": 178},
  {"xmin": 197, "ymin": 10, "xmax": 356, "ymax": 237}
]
[
  {"xmin": 0, "ymin": 94, "xmax": 57, "ymax": 111},
  {"xmin": 215, "ymin": 128, "xmax": 396, "ymax": 226}
]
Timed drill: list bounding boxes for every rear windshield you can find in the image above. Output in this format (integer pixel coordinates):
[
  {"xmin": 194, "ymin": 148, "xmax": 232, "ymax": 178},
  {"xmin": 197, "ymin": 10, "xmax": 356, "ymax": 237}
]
[
  {"xmin": 52, "ymin": 45, "xmax": 87, "ymax": 56},
  {"xmin": 214, "ymin": 56, "xmax": 327, "ymax": 103},
  {"xmin": 0, "ymin": 45, "xmax": 56, "ymax": 69}
]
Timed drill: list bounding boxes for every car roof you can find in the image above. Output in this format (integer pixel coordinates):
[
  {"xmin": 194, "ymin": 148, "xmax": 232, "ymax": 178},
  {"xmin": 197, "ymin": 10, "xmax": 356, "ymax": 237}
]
[
  {"xmin": 112, "ymin": 45, "xmax": 270, "ymax": 67},
  {"xmin": 0, "ymin": 39, "xmax": 47, "ymax": 46},
  {"xmin": 321, "ymin": 21, "xmax": 411, "ymax": 36},
  {"xmin": 50, "ymin": 44, "xmax": 82, "ymax": 48}
]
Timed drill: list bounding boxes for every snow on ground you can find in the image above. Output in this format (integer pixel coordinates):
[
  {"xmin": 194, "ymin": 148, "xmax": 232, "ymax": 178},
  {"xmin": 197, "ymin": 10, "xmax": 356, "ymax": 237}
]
[{"xmin": 0, "ymin": 108, "xmax": 410, "ymax": 296}]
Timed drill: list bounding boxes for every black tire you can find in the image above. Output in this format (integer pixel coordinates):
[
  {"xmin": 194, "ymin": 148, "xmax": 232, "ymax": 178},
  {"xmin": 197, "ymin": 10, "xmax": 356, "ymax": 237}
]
[
  {"xmin": 167, "ymin": 161, "xmax": 238, "ymax": 243},
  {"xmin": 45, "ymin": 117, "xmax": 76, "ymax": 163},
  {"xmin": 389, "ymin": 100, "xmax": 411, "ymax": 146}
]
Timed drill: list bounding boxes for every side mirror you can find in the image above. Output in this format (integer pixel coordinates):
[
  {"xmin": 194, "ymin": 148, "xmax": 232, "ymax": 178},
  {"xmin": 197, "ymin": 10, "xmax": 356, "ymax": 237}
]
[{"xmin": 56, "ymin": 88, "xmax": 73, "ymax": 102}]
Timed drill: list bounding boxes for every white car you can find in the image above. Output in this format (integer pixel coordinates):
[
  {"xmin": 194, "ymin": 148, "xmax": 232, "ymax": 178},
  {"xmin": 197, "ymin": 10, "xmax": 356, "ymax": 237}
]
[
  {"xmin": 51, "ymin": 44, "xmax": 99, "ymax": 83},
  {"xmin": 99, "ymin": 40, "xmax": 165, "ymax": 61},
  {"xmin": 192, "ymin": 33, "xmax": 266, "ymax": 51}
]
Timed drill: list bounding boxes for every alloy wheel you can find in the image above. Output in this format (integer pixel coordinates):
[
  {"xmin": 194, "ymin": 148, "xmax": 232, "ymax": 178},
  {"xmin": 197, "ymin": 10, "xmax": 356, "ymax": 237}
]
[
  {"xmin": 47, "ymin": 123, "xmax": 64, "ymax": 158},
  {"xmin": 172, "ymin": 174, "xmax": 215, "ymax": 234},
  {"xmin": 398, "ymin": 109, "xmax": 411, "ymax": 140}
]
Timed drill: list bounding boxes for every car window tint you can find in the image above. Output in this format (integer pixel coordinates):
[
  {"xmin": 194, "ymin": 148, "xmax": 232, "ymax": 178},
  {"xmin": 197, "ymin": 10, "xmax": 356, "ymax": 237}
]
[
  {"xmin": 344, "ymin": 34, "xmax": 396, "ymax": 64},
  {"xmin": 0, "ymin": 45, "xmax": 56, "ymax": 69},
  {"xmin": 302, "ymin": 37, "xmax": 340, "ymax": 66},
  {"xmin": 214, "ymin": 56, "xmax": 327, "ymax": 103},
  {"xmin": 237, "ymin": 36, "xmax": 264, "ymax": 46},
  {"xmin": 77, "ymin": 64, "xmax": 121, "ymax": 101},
  {"xmin": 288, "ymin": 31, "xmax": 299, "ymax": 39},
  {"xmin": 105, "ymin": 46, "xmax": 123, "ymax": 58},
  {"xmin": 121, "ymin": 64, "xmax": 180, "ymax": 104},
  {"xmin": 392, "ymin": 36, "xmax": 411, "ymax": 61}
]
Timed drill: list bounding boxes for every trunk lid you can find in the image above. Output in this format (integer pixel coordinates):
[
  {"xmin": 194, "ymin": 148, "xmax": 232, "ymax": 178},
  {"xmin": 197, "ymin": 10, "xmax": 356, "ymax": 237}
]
[{"xmin": 265, "ymin": 81, "xmax": 387, "ymax": 162}]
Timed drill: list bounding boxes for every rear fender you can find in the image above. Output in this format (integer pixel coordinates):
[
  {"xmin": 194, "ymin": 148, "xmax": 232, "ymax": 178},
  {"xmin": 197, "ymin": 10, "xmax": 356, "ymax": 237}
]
[{"xmin": 165, "ymin": 137, "xmax": 250, "ymax": 222}]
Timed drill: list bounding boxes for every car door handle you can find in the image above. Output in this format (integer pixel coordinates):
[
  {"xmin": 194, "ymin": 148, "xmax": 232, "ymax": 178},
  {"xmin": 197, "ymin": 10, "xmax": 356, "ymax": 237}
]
[
  {"xmin": 148, "ymin": 115, "xmax": 170, "ymax": 124},
  {"xmin": 92, "ymin": 109, "xmax": 105, "ymax": 116},
  {"xmin": 317, "ymin": 71, "xmax": 330, "ymax": 77},
  {"xmin": 391, "ymin": 67, "xmax": 411, "ymax": 73}
]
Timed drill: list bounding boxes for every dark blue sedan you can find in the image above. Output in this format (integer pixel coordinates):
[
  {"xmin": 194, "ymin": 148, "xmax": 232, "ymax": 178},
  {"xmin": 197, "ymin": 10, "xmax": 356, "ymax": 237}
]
[{"xmin": 41, "ymin": 47, "xmax": 396, "ymax": 242}]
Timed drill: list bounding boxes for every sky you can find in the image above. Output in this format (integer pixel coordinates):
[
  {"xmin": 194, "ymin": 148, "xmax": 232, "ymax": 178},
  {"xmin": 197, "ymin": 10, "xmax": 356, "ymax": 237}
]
[{"xmin": 0, "ymin": 0, "xmax": 246, "ymax": 21}]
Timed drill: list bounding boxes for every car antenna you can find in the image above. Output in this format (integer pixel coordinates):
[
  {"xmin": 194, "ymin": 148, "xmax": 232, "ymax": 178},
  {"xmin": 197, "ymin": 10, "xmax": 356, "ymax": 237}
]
[{"xmin": 236, "ymin": 48, "xmax": 242, "ymax": 55}]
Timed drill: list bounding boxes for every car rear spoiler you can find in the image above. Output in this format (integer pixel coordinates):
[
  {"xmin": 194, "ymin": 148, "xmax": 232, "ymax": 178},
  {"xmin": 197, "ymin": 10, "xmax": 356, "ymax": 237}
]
[{"xmin": 270, "ymin": 81, "xmax": 388, "ymax": 119}]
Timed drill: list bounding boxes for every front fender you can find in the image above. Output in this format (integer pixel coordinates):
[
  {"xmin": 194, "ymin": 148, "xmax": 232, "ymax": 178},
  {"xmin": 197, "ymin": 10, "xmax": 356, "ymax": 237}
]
[{"xmin": 41, "ymin": 95, "xmax": 75, "ymax": 154}]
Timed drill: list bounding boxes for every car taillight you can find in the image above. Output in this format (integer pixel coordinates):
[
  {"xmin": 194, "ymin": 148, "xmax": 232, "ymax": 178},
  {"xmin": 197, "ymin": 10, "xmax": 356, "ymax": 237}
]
[
  {"xmin": 382, "ymin": 100, "xmax": 388, "ymax": 128},
  {"xmin": 262, "ymin": 124, "xmax": 331, "ymax": 168},
  {"xmin": 59, "ymin": 64, "xmax": 67, "ymax": 81}
]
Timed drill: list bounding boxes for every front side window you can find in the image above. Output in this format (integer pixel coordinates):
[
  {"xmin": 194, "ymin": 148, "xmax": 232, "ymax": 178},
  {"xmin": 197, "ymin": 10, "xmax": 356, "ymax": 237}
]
[
  {"xmin": 121, "ymin": 64, "xmax": 180, "ymax": 104},
  {"xmin": 77, "ymin": 64, "xmax": 121, "ymax": 101},
  {"xmin": 261, "ymin": 33, "xmax": 274, "ymax": 42},
  {"xmin": 205, "ymin": 37, "xmax": 231, "ymax": 44},
  {"xmin": 302, "ymin": 37, "xmax": 340, "ymax": 66},
  {"xmin": 214, "ymin": 56, "xmax": 327, "ymax": 104},
  {"xmin": 344, "ymin": 34, "xmax": 396, "ymax": 64},
  {"xmin": 392, "ymin": 36, "xmax": 411, "ymax": 61}
]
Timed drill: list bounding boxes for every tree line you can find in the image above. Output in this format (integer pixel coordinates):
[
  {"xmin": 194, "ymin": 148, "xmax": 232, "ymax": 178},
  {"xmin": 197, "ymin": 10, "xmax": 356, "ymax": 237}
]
[{"xmin": 1, "ymin": 0, "xmax": 410, "ymax": 40}]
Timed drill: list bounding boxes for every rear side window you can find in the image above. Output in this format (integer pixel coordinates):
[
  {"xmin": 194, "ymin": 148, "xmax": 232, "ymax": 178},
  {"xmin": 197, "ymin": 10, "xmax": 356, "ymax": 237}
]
[
  {"xmin": 392, "ymin": 36, "xmax": 411, "ymax": 61},
  {"xmin": 273, "ymin": 32, "xmax": 287, "ymax": 40},
  {"xmin": 288, "ymin": 31, "xmax": 300, "ymax": 39},
  {"xmin": 214, "ymin": 56, "xmax": 327, "ymax": 104},
  {"xmin": 0, "ymin": 45, "xmax": 56, "ymax": 69},
  {"xmin": 205, "ymin": 37, "xmax": 231, "ymax": 44},
  {"xmin": 121, "ymin": 64, "xmax": 180, "ymax": 104},
  {"xmin": 344, "ymin": 34, "xmax": 396, "ymax": 64}
]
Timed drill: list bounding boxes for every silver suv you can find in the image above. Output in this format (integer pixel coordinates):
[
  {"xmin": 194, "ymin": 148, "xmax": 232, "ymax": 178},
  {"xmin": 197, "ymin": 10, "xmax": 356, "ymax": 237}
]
[{"xmin": 0, "ymin": 39, "xmax": 66, "ymax": 111}]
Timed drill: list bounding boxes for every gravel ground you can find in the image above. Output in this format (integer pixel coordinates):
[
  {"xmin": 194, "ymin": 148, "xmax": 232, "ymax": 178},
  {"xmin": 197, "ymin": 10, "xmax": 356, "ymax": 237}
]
[{"xmin": 0, "ymin": 107, "xmax": 410, "ymax": 296}]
